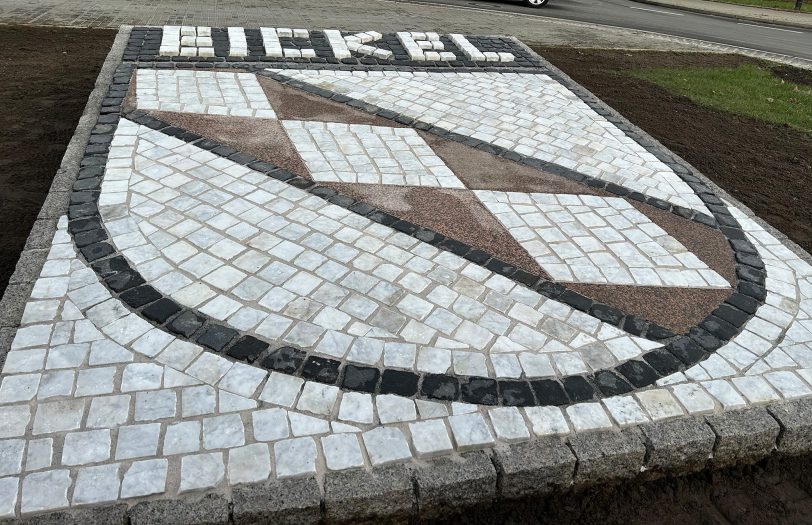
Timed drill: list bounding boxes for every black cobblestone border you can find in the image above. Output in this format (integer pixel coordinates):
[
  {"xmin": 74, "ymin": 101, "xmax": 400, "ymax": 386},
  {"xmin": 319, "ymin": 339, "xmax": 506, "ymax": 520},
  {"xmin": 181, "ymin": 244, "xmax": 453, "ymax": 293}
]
[{"xmin": 66, "ymin": 53, "xmax": 768, "ymax": 406}]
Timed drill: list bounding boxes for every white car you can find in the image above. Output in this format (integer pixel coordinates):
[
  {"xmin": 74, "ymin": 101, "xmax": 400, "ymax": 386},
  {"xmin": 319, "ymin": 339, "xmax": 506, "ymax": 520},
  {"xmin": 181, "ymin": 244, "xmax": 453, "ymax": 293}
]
[{"xmin": 523, "ymin": 0, "xmax": 550, "ymax": 6}]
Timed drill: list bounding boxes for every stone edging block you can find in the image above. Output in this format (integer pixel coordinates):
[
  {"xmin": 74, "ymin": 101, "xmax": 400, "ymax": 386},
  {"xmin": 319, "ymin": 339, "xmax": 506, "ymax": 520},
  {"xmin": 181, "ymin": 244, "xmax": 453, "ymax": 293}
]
[
  {"xmin": 412, "ymin": 450, "xmax": 497, "ymax": 519},
  {"xmin": 232, "ymin": 476, "xmax": 322, "ymax": 525},
  {"xmin": 641, "ymin": 417, "xmax": 715, "ymax": 477},
  {"xmin": 323, "ymin": 464, "xmax": 414, "ymax": 523},
  {"xmin": 767, "ymin": 398, "xmax": 812, "ymax": 456},
  {"xmin": 128, "ymin": 494, "xmax": 229, "ymax": 525},
  {"xmin": 568, "ymin": 428, "xmax": 646, "ymax": 485},
  {"xmin": 8, "ymin": 504, "xmax": 128, "ymax": 525},
  {"xmin": 705, "ymin": 407, "xmax": 780, "ymax": 467},
  {"xmin": 492, "ymin": 437, "xmax": 576, "ymax": 500}
]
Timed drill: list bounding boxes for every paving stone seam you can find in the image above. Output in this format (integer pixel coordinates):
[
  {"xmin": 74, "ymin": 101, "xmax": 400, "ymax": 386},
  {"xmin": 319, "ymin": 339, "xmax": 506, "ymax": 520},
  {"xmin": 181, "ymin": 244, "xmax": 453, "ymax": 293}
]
[{"xmin": 65, "ymin": 59, "xmax": 767, "ymax": 406}]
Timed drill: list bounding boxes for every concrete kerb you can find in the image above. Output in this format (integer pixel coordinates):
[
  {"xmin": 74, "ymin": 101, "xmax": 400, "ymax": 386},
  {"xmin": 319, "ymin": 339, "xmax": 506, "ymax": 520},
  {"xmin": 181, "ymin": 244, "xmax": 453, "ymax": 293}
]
[
  {"xmin": 5, "ymin": 23, "xmax": 812, "ymax": 524},
  {"xmin": 629, "ymin": 0, "xmax": 812, "ymax": 30},
  {"xmin": 767, "ymin": 398, "xmax": 812, "ymax": 455}
]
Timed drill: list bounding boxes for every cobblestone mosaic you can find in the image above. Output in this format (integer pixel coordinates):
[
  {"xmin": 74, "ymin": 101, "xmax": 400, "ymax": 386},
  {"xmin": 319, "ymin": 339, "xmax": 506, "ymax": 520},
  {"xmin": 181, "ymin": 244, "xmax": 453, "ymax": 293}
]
[
  {"xmin": 281, "ymin": 121, "xmax": 465, "ymax": 187},
  {"xmin": 135, "ymin": 69, "xmax": 275, "ymax": 118},
  {"xmin": 475, "ymin": 191, "xmax": 729, "ymax": 287},
  {"xmin": 2, "ymin": 28, "xmax": 810, "ymax": 519}
]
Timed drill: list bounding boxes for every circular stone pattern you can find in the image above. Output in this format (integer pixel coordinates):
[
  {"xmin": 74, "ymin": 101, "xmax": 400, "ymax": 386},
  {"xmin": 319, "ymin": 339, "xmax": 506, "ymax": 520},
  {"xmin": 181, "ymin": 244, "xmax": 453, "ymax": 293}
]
[{"xmin": 68, "ymin": 63, "xmax": 767, "ymax": 407}]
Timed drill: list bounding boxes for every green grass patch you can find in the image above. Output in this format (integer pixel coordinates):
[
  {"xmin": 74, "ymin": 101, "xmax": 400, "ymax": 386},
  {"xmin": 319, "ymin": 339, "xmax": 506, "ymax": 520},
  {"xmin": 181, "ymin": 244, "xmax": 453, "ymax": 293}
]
[
  {"xmin": 712, "ymin": 0, "xmax": 812, "ymax": 13},
  {"xmin": 631, "ymin": 63, "xmax": 812, "ymax": 132}
]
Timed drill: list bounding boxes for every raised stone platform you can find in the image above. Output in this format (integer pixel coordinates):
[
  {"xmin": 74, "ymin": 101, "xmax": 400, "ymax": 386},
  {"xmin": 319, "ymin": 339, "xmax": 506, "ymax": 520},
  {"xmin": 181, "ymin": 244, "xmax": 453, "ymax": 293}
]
[{"xmin": 1, "ymin": 25, "xmax": 811, "ymax": 522}]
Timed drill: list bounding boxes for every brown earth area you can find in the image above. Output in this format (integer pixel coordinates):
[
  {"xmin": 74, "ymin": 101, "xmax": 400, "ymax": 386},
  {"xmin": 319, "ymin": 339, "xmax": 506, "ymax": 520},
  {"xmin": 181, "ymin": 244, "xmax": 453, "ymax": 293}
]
[
  {"xmin": 3, "ymin": 25, "xmax": 812, "ymax": 522},
  {"xmin": 323, "ymin": 183, "xmax": 547, "ymax": 276},
  {"xmin": 0, "ymin": 26, "xmax": 114, "ymax": 297},
  {"xmin": 532, "ymin": 47, "xmax": 812, "ymax": 256}
]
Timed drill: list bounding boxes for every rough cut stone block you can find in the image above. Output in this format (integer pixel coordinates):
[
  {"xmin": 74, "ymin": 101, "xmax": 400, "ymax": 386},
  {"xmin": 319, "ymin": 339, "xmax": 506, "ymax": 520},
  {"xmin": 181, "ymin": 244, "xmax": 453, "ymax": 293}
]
[
  {"xmin": 706, "ymin": 407, "xmax": 780, "ymax": 467},
  {"xmin": 640, "ymin": 417, "xmax": 715, "ymax": 477},
  {"xmin": 413, "ymin": 450, "xmax": 496, "ymax": 519},
  {"xmin": 324, "ymin": 464, "xmax": 414, "ymax": 523},
  {"xmin": 768, "ymin": 399, "xmax": 812, "ymax": 455},
  {"xmin": 493, "ymin": 437, "xmax": 575, "ymax": 499},
  {"xmin": 568, "ymin": 428, "xmax": 645, "ymax": 485},
  {"xmin": 128, "ymin": 494, "xmax": 229, "ymax": 525},
  {"xmin": 13, "ymin": 504, "xmax": 126, "ymax": 524},
  {"xmin": 231, "ymin": 476, "xmax": 322, "ymax": 525}
]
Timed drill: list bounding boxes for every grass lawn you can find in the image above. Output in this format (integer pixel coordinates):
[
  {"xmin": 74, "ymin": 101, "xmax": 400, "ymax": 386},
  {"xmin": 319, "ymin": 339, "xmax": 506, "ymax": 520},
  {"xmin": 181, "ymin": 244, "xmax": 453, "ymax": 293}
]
[
  {"xmin": 631, "ymin": 63, "xmax": 812, "ymax": 133},
  {"xmin": 711, "ymin": 0, "xmax": 812, "ymax": 13}
]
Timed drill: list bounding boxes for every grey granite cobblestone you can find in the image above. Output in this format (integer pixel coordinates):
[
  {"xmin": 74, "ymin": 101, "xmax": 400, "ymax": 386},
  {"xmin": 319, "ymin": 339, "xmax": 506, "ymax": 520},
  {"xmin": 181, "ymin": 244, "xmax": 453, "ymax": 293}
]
[
  {"xmin": 706, "ymin": 408, "xmax": 780, "ymax": 467},
  {"xmin": 767, "ymin": 399, "xmax": 812, "ymax": 455},
  {"xmin": 231, "ymin": 476, "xmax": 322, "ymax": 525},
  {"xmin": 493, "ymin": 438, "xmax": 576, "ymax": 500},
  {"xmin": 568, "ymin": 428, "xmax": 646, "ymax": 484},
  {"xmin": 324, "ymin": 463, "xmax": 414, "ymax": 523},
  {"xmin": 640, "ymin": 417, "xmax": 715, "ymax": 476},
  {"xmin": 412, "ymin": 450, "xmax": 497, "ymax": 519}
]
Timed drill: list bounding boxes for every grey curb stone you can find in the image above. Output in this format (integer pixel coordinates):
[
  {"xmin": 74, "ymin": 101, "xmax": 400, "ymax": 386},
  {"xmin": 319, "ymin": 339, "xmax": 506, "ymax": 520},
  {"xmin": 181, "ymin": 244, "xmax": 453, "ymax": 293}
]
[
  {"xmin": 22, "ymin": 219, "xmax": 59, "ymax": 250},
  {"xmin": 705, "ymin": 407, "xmax": 780, "ymax": 467},
  {"xmin": 8, "ymin": 249, "xmax": 49, "ymax": 286},
  {"xmin": 49, "ymin": 168, "xmax": 77, "ymax": 193},
  {"xmin": 231, "ymin": 476, "xmax": 322, "ymax": 525},
  {"xmin": 9, "ymin": 503, "xmax": 128, "ymax": 524},
  {"xmin": 36, "ymin": 191, "xmax": 70, "ymax": 220},
  {"xmin": 568, "ymin": 428, "xmax": 646, "ymax": 485},
  {"xmin": 412, "ymin": 450, "xmax": 497, "ymax": 519},
  {"xmin": 324, "ymin": 464, "xmax": 414, "ymax": 524},
  {"xmin": 128, "ymin": 494, "xmax": 229, "ymax": 525},
  {"xmin": 640, "ymin": 417, "xmax": 715, "ymax": 477},
  {"xmin": 492, "ymin": 437, "xmax": 575, "ymax": 500},
  {"xmin": 767, "ymin": 399, "xmax": 812, "ymax": 456},
  {"xmin": 0, "ymin": 328, "xmax": 17, "ymax": 372}
]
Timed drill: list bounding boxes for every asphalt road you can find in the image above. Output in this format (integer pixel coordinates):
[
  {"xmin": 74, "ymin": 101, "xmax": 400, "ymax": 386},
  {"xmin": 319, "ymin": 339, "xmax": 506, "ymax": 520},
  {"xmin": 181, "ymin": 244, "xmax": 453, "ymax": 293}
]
[{"xmin": 395, "ymin": 0, "xmax": 812, "ymax": 60}]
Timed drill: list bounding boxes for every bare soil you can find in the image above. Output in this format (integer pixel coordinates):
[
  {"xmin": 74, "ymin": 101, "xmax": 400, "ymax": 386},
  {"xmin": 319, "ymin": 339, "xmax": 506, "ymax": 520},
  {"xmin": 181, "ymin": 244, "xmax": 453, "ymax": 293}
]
[{"xmin": 0, "ymin": 25, "xmax": 114, "ymax": 296}]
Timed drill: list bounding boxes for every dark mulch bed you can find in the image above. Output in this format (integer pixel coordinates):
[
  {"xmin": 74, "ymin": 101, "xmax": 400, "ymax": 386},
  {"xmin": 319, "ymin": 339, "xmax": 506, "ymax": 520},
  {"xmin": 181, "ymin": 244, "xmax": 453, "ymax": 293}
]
[
  {"xmin": 0, "ymin": 25, "xmax": 114, "ymax": 297},
  {"xmin": 532, "ymin": 47, "xmax": 812, "ymax": 255}
]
